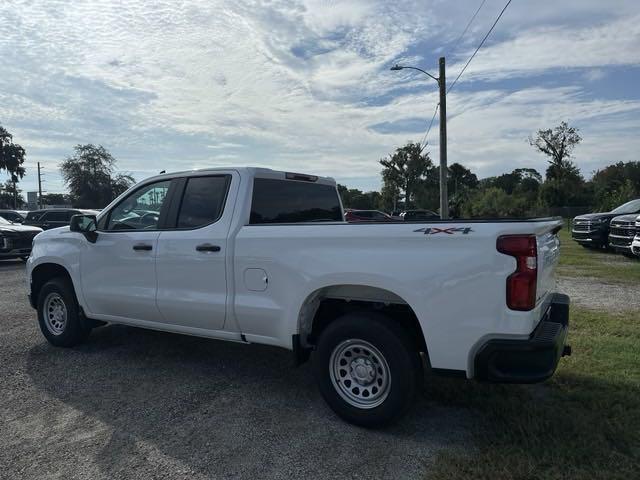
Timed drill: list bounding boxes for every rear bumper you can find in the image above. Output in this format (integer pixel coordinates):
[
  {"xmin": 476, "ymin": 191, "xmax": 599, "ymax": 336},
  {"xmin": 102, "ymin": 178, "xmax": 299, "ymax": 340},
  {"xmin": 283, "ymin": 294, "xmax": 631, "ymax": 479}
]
[{"xmin": 474, "ymin": 293, "xmax": 570, "ymax": 383}]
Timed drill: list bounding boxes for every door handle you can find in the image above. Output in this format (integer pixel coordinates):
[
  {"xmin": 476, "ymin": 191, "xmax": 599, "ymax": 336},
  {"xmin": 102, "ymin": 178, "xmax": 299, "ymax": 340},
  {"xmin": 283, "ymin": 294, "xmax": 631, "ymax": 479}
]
[
  {"xmin": 133, "ymin": 243, "xmax": 153, "ymax": 251},
  {"xmin": 196, "ymin": 243, "xmax": 221, "ymax": 252}
]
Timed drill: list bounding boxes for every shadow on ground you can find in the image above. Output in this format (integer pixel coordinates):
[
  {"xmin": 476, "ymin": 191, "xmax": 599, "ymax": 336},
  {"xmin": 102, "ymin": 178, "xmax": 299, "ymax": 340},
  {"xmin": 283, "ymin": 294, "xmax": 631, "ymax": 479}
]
[{"xmin": 22, "ymin": 324, "xmax": 471, "ymax": 479}]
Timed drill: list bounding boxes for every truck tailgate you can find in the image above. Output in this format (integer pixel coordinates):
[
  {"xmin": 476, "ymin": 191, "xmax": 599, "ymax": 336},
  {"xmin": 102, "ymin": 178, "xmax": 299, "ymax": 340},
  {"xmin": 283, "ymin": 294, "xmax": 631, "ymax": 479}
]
[{"xmin": 536, "ymin": 223, "xmax": 562, "ymax": 303}]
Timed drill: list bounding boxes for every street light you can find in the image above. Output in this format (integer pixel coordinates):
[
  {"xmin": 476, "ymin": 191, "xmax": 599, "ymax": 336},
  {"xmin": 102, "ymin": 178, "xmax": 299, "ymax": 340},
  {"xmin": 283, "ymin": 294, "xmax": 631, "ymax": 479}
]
[{"xmin": 390, "ymin": 58, "xmax": 448, "ymax": 219}]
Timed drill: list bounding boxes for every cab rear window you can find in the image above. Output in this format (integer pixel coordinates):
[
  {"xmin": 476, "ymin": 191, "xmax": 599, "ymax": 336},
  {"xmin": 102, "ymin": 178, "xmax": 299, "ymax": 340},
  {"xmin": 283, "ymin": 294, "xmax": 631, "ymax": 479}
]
[{"xmin": 250, "ymin": 178, "xmax": 342, "ymax": 224}]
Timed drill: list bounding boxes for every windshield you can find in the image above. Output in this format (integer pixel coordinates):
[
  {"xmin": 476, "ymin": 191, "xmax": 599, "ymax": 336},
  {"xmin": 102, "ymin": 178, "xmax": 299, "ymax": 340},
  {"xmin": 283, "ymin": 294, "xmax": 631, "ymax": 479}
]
[{"xmin": 611, "ymin": 199, "xmax": 640, "ymax": 214}]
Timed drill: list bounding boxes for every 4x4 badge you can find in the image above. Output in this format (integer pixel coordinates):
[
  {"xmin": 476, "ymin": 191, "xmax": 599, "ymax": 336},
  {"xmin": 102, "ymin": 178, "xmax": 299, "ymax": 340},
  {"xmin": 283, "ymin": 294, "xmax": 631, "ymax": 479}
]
[{"xmin": 414, "ymin": 227, "xmax": 473, "ymax": 235}]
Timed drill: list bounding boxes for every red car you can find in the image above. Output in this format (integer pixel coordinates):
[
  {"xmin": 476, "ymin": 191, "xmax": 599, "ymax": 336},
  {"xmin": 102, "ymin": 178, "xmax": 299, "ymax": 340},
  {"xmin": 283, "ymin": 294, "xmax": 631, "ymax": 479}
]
[{"xmin": 344, "ymin": 209, "xmax": 394, "ymax": 222}]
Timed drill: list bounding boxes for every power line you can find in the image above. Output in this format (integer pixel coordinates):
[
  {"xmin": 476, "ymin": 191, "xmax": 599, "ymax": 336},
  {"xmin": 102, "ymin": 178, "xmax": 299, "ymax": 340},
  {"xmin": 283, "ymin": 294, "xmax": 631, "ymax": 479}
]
[
  {"xmin": 449, "ymin": 0, "xmax": 487, "ymax": 56},
  {"xmin": 447, "ymin": 0, "xmax": 513, "ymax": 94},
  {"xmin": 419, "ymin": 103, "xmax": 440, "ymax": 151}
]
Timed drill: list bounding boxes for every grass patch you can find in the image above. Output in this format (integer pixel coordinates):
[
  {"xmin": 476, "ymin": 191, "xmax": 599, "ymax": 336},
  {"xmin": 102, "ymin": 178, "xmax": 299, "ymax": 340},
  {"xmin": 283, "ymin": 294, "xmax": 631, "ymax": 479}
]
[
  {"xmin": 428, "ymin": 307, "xmax": 640, "ymax": 480},
  {"xmin": 557, "ymin": 222, "xmax": 640, "ymax": 284}
]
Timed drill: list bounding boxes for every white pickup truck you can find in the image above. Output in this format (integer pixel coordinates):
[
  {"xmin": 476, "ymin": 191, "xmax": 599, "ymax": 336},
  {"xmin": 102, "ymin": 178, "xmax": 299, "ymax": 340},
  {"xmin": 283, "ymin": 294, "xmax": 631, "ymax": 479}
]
[{"xmin": 26, "ymin": 167, "xmax": 571, "ymax": 426}]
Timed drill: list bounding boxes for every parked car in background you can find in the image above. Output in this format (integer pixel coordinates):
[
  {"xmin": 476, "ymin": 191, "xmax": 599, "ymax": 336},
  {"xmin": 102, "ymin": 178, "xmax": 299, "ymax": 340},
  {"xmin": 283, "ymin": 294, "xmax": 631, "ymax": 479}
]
[
  {"xmin": 631, "ymin": 217, "xmax": 640, "ymax": 257},
  {"xmin": 608, "ymin": 214, "xmax": 639, "ymax": 257},
  {"xmin": 0, "ymin": 216, "xmax": 42, "ymax": 261},
  {"xmin": 344, "ymin": 209, "xmax": 393, "ymax": 222},
  {"xmin": 24, "ymin": 209, "xmax": 99, "ymax": 230},
  {"xmin": 400, "ymin": 209, "xmax": 439, "ymax": 221},
  {"xmin": 0, "ymin": 209, "xmax": 27, "ymax": 223},
  {"xmin": 571, "ymin": 199, "xmax": 640, "ymax": 249}
]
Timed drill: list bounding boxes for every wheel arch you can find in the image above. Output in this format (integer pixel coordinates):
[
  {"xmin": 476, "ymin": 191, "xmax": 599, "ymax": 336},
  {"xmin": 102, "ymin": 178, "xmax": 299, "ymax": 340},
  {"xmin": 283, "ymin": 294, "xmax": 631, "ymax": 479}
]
[
  {"xmin": 296, "ymin": 284, "xmax": 428, "ymax": 360},
  {"xmin": 31, "ymin": 262, "xmax": 76, "ymax": 307}
]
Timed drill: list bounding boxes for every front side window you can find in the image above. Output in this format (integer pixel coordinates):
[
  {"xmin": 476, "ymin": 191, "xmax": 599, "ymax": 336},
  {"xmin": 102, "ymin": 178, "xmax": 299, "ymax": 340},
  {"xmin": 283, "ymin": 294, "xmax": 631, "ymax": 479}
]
[
  {"xmin": 106, "ymin": 180, "xmax": 171, "ymax": 230},
  {"xmin": 250, "ymin": 178, "xmax": 343, "ymax": 224},
  {"xmin": 176, "ymin": 176, "xmax": 230, "ymax": 228}
]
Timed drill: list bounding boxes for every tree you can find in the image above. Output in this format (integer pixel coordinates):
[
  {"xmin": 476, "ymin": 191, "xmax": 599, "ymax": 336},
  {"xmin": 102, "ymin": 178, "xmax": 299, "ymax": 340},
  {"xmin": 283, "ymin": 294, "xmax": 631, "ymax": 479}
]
[
  {"xmin": 463, "ymin": 187, "xmax": 528, "ymax": 218},
  {"xmin": 337, "ymin": 184, "xmax": 381, "ymax": 210},
  {"xmin": 41, "ymin": 193, "xmax": 72, "ymax": 206},
  {"xmin": 379, "ymin": 142, "xmax": 434, "ymax": 210},
  {"xmin": 0, "ymin": 124, "xmax": 26, "ymax": 208},
  {"xmin": 448, "ymin": 163, "xmax": 478, "ymax": 195},
  {"xmin": 0, "ymin": 180, "xmax": 25, "ymax": 209},
  {"xmin": 529, "ymin": 121, "xmax": 583, "ymax": 181},
  {"xmin": 379, "ymin": 182, "xmax": 401, "ymax": 213},
  {"xmin": 60, "ymin": 144, "xmax": 135, "ymax": 208},
  {"xmin": 591, "ymin": 161, "xmax": 640, "ymax": 210}
]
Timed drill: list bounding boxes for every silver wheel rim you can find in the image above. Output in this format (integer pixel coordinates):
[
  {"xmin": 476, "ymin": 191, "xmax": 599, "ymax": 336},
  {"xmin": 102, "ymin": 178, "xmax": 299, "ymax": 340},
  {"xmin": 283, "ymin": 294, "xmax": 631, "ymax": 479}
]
[
  {"xmin": 43, "ymin": 292, "xmax": 67, "ymax": 335},
  {"xmin": 329, "ymin": 339, "xmax": 391, "ymax": 409}
]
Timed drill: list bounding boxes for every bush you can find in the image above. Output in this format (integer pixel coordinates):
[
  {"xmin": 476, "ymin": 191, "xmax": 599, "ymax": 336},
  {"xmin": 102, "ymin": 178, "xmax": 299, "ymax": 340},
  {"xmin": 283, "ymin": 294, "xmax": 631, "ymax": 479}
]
[{"xmin": 462, "ymin": 188, "xmax": 528, "ymax": 218}]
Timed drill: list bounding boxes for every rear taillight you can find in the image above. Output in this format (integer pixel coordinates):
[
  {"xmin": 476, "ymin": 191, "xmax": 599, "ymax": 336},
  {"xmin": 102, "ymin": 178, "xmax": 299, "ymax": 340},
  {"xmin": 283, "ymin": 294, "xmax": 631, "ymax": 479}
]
[{"xmin": 497, "ymin": 235, "xmax": 537, "ymax": 311}]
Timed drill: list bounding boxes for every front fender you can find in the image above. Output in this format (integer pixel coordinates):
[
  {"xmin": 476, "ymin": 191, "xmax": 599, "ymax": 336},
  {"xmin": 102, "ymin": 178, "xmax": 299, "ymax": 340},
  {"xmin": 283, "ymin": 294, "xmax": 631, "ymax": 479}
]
[{"xmin": 27, "ymin": 230, "xmax": 87, "ymax": 310}]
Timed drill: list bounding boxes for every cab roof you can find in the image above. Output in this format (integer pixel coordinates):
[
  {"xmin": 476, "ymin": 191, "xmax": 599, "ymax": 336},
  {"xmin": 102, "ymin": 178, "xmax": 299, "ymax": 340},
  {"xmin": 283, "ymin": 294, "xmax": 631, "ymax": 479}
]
[{"xmin": 144, "ymin": 167, "xmax": 336, "ymax": 186}]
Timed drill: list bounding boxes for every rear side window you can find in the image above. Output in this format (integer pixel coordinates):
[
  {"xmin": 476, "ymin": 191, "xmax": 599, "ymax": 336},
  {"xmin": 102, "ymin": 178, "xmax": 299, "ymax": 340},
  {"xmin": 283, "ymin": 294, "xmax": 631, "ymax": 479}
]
[
  {"xmin": 176, "ymin": 175, "xmax": 230, "ymax": 228},
  {"xmin": 250, "ymin": 178, "xmax": 343, "ymax": 224}
]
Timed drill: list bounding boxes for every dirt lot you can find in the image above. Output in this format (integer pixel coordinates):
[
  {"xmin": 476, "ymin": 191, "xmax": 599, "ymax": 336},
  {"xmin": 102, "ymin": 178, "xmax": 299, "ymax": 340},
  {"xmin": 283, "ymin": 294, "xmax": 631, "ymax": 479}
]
[{"xmin": 0, "ymin": 260, "xmax": 470, "ymax": 480}]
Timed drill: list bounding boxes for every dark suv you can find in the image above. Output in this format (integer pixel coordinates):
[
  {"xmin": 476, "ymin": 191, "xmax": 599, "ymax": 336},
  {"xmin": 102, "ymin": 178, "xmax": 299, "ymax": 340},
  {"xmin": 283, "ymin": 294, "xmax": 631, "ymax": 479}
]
[
  {"xmin": 0, "ymin": 209, "xmax": 26, "ymax": 223},
  {"xmin": 572, "ymin": 199, "xmax": 640, "ymax": 249},
  {"xmin": 608, "ymin": 214, "xmax": 640, "ymax": 257},
  {"xmin": 24, "ymin": 209, "xmax": 99, "ymax": 230}
]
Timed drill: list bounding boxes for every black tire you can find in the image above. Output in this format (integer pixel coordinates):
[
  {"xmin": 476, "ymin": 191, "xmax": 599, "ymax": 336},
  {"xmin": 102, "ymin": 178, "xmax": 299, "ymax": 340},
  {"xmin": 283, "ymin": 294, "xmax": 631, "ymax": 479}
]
[
  {"xmin": 37, "ymin": 277, "xmax": 91, "ymax": 347},
  {"xmin": 313, "ymin": 312, "xmax": 422, "ymax": 427}
]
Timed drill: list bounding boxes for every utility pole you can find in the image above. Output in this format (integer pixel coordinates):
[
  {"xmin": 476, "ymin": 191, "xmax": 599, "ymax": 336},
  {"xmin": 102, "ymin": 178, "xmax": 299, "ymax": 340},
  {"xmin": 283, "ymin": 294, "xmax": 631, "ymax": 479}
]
[
  {"xmin": 37, "ymin": 162, "xmax": 43, "ymax": 209},
  {"xmin": 438, "ymin": 56, "xmax": 448, "ymax": 219},
  {"xmin": 390, "ymin": 58, "xmax": 449, "ymax": 219}
]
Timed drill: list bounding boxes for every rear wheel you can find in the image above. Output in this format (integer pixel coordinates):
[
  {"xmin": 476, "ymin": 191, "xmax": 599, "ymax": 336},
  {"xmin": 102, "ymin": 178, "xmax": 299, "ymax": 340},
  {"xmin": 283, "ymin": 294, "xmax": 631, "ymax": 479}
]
[
  {"xmin": 37, "ymin": 277, "xmax": 91, "ymax": 347},
  {"xmin": 313, "ymin": 312, "xmax": 422, "ymax": 427}
]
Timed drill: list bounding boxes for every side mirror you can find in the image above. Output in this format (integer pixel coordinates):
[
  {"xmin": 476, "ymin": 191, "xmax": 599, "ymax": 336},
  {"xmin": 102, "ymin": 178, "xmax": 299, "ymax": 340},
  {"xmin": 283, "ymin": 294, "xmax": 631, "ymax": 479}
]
[{"xmin": 70, "ymin": 214, "xmax": 98, "ymax": 243}]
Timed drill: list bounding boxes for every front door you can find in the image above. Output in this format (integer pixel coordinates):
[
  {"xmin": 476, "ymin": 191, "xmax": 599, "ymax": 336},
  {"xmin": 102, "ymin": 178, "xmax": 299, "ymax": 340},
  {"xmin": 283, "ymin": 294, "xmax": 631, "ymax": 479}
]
[
  {"xmin": 155, "ymin": 173, "xmax": 235, "ymax": 331},
  {"xmin": 80, "ymin": 179, "xmax": 174, "ymax": 322}
]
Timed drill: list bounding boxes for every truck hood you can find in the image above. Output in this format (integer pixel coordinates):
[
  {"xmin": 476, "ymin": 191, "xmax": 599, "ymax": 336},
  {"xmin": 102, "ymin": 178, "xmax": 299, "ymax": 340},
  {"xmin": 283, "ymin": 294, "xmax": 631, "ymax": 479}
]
[
  {"xmin": 573, "ymin": 212, "xmax": 619, "ymax": 222},
  {"xmin": 37, "ymin": 225, "xmax": 71, "ymax": 235},
  {"xmin": 0, "ymin": 223, "xmax": 43, "ymax": 234},
  {"xmin": 610, "ymin": 214, "xmax": 640, "ymax": 223}
]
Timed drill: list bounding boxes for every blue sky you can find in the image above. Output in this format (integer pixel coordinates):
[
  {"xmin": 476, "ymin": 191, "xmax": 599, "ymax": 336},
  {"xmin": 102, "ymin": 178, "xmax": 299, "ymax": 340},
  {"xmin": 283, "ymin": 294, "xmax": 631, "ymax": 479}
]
[{"xmin": 1, "ymin": 0, "xmax": 639, "ymax": 195}]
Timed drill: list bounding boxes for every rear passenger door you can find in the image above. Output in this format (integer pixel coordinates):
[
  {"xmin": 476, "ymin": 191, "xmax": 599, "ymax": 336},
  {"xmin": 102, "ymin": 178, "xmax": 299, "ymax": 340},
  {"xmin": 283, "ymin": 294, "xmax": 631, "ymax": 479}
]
[{"xmin": 155, "ymin": 173, "xmax": 236, "ymax": 331}]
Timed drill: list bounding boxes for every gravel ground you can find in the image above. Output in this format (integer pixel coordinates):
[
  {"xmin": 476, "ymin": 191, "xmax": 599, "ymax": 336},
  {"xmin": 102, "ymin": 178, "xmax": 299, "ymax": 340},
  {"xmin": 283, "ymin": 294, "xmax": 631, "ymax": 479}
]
[
  {"xmin": 557, "ymin": 276, "xmax": 640, "ymax": 312},
  {"xmin": 0, "ymin": 260, "xmax": 470, "ymax": 480}
]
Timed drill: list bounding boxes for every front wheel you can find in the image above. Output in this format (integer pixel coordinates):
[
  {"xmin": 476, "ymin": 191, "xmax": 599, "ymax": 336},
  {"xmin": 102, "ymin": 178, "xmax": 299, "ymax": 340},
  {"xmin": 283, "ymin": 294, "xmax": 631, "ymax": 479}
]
[
  {"xmin": 37, "ymin": 277, "xmax": 91, "ymax": 347},
  {"xmin": 313, "ymin": 312, "xmax": 422, "ymax": 427}
]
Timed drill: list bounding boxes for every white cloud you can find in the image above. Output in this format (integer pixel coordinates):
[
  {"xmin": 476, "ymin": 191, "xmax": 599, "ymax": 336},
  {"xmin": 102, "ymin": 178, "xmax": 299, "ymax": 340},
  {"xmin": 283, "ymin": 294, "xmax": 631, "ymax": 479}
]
[{"xmin": 0, "ymin": 0, "xmax": 639, "ymax": 195}]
